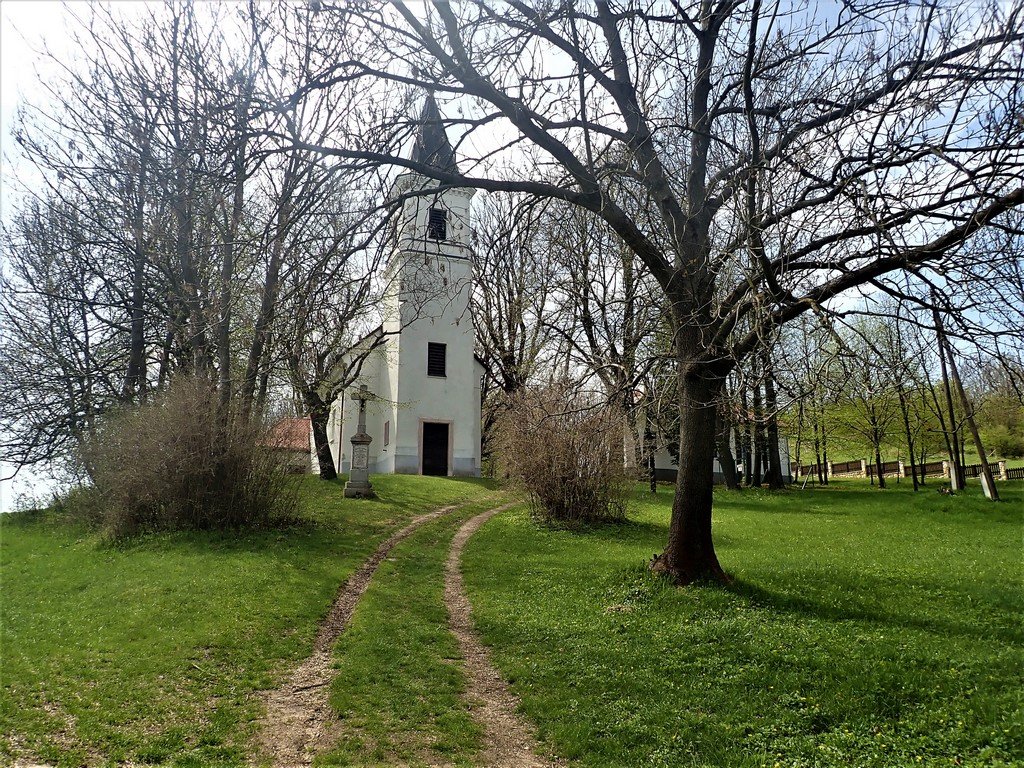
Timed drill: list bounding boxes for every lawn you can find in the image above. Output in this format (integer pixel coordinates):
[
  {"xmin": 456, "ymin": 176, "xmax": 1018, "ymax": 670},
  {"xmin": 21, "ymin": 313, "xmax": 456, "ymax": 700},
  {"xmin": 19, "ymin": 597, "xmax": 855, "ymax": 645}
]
[
  {"xmin": 0, "ymin": 474, "xmax": 497, "ymax": 767},
  {"xmin": 3, "ymin": 474, "xmax": 1021, "ymax": 767},
  {"xmin": 462, "ymin": 480, "xmax": 1024, "ymax": 768}
]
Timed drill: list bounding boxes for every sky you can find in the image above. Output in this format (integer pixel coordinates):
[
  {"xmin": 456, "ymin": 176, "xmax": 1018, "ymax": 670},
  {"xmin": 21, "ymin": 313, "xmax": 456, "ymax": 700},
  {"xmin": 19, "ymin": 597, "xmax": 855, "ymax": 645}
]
[{"xmin": 0, "ymin": 1, "xmax": 70, "ymax": 511}]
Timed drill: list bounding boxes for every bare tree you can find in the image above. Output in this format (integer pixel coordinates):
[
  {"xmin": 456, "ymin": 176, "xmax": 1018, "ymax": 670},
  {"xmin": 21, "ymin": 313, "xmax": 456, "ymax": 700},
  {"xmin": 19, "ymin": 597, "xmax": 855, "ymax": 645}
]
[
  {"xmin": 470, "ymin": 192, "xmax": 557, "ymax": 465},
  {"xmin": 286, "ymin": 0, "xmax": 1024, "ymax": 582},
  {"xmin": 544, "ymin": 202, "xmax": 663, "ymax": 467}
]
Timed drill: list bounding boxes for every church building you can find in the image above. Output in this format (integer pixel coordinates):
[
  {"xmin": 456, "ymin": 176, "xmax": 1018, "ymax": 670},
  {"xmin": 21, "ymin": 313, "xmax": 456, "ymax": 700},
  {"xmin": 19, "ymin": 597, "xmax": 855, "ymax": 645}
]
[{"xmin": 326, "ymin": 95, "xmax": 484, "ymax": 477}]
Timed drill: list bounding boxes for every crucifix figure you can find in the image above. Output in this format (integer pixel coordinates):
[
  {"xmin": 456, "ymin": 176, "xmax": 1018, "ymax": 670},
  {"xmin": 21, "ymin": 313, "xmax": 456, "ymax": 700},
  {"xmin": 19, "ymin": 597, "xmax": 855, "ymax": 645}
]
[{"xmin": 344, "ymin": 384, "xmax": 375, "ymax": 498}]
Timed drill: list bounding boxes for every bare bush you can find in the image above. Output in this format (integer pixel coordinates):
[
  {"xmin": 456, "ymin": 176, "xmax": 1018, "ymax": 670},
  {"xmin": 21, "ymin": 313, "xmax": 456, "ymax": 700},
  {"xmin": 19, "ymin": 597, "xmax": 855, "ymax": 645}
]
[
  {"xmin": 497, "ymin": 384, "xmax": 634, "ymax": 525},
  {"xmin": 86, "ymin": 378, "xmax": 298, "ymax": 537}
]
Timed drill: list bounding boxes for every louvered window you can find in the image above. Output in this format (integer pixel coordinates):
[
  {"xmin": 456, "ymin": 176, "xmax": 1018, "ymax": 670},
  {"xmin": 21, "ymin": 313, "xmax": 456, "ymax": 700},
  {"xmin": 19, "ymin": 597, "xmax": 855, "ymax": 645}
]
[
  {"xmin": 427, "ymin": 342, "xmax": 447, "ymax": 377},
  {"xmin": 427, "ymin": 207, "xmax": 447, "ymax": 240}
]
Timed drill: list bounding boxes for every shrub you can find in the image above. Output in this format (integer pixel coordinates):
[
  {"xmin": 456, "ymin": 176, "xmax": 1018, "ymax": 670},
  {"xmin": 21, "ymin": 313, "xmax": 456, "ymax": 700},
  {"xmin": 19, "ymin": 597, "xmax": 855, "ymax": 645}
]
[
  {"xmin": 496, "ymin": 383, "xmax": 634, "ymax": 525},
  {"xmin": 984, "ymin": 426, "xmax": 1024, "ymax": 459},
  {"xmin": 86, "ymin": 377, "xmax": 298, "ymax": 537},
  {"xmin": 52, "ymin": 484, "xmax": 105, "ymax": 527}
]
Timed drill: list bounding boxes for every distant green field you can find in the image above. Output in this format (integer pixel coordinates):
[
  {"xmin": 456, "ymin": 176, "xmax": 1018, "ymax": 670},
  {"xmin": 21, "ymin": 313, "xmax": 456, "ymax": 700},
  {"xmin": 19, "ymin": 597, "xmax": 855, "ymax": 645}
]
[
  {"xmin": 463, "ymin": 480, "xmax": 1024, "ymax": 768},
  {"xmin": 0, "ymin": 475, "xmax": 496, "ymax": 766}
]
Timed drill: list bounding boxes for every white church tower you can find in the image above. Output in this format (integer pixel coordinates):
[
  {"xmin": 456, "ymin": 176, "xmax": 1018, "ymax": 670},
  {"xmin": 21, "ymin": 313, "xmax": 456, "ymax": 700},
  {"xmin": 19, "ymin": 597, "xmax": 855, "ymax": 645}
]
[{"xmin": 327, "ymin": 95, "xmax": 484, "ymax": 477}]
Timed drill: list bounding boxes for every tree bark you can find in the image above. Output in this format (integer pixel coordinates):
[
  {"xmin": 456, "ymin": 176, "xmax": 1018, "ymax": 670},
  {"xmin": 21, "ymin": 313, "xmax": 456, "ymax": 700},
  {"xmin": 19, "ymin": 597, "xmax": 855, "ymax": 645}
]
[
  {"xmin": 740, "ymin": 387, "xmax": 753, "ymax": 484},
  {"xmin": 897, "ymin": 385, "xmax": 920, "ymax": 491},
  {"xmin": 873, "ymin": 437, "xmax": 886, "ymax": 489},
  {"xmin": 643, "ymin": 417, "xmax": 658, "ymax": 493},
  {"xmin": 123, "ymin": 109, "xmax": 150, "ymax": 401},
  {"xmin": 305, "ymin": 394, "xmax": 337, "ymax": 480},
  {"xmin": 217, "ymin": 83, "xmax": 251, "ymax": 415},
  {"xmin": 932, "ymin": 300, "xmax": 965, "ymax": 491},
  {"xmin": 716, "ymin": 418, "xmax": 740, "ymax": 490},
  {"xmin": 751, "ymin": 382, "xmax": 763, "ymax": 487},
  {"xmin": 240, "ymin": 182, "xmax": 293, "ymax": 423},
  {"xmin": 763, "ymin": 354, "xmax": 785, "ymax": 489},
  {"xmin": 942, "ymin": 339, "xmax": 999, "ymax": 500},
  {"xmin": 652, "ymin": 357, "xmax": 728, "ymax": 585}
]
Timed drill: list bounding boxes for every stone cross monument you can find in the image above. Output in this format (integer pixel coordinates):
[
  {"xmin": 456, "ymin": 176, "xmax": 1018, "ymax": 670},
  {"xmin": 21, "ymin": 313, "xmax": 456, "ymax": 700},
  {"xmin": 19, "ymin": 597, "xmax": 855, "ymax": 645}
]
[{"xmin": 344, "ymin": 384, "xmax": 375, "ymax": 498}]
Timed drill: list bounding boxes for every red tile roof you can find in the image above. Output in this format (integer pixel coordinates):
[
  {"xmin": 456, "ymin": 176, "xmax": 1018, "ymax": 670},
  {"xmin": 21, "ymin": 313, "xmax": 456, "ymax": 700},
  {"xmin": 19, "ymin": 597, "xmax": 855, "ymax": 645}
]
[{"xmin": 265, "ymin": 417, "xmax": 312, "ymax": 452}]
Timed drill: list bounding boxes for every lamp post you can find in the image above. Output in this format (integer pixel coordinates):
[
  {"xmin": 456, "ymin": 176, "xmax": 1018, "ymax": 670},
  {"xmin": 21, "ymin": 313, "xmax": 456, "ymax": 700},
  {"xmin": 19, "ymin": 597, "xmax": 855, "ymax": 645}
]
[{"xmin": 344, "ymin": 384, "xmax": 375, "ymax": 498}]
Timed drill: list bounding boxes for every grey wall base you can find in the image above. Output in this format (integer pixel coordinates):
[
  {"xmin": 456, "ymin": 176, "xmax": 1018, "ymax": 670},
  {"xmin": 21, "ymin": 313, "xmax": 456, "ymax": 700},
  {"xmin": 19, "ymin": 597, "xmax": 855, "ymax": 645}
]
[
  {"xmin": 451, "ymin": 457, "xmax": 480, "ymax": 477},
  {"xmin": 339, "ymin": 453, "xmax": 478, "ymax": 478}
]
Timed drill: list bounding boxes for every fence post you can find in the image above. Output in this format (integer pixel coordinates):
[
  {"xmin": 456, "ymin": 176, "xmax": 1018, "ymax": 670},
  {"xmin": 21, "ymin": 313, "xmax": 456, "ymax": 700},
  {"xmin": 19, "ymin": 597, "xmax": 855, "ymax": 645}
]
[
  {"xmin": 942, "ymin": 460, "xmax": 950, "ymax": 479},
  {"xmin": 998, "ymin": 460, "xmax": 1007, "ymax": 481}
]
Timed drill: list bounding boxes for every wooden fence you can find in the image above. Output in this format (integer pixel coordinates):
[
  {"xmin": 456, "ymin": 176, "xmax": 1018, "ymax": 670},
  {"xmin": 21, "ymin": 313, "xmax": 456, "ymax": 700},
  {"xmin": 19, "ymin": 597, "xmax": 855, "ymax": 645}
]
[
  {"xmin": 791, "ymin": 462, "xmax": 828, "ymax": 477},
  {"xmin": 866, "ymin": 460, "xmax": 902, "ymax": 478},
  {"xmin": 831, "ymin": 460, "xmax": 862, "ymax": 476},
  {"xmin": 790, "ymin": 458, "xmax": 1020, "ymax": 481}
]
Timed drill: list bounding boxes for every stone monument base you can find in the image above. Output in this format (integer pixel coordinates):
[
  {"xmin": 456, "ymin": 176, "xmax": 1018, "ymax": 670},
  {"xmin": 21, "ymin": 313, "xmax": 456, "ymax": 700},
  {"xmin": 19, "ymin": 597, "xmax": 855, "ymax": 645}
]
[{"xmin": 344, "ymin": 483, "xmax": 375, "ymax": 499}]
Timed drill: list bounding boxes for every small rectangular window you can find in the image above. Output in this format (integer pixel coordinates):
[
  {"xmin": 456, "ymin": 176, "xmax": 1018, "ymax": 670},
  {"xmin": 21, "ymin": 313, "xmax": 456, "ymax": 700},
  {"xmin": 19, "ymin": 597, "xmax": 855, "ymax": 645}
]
[
  {"xmin": 427, "ymin": 207, "xmax": 447, "ymax": 240},
  {"xmin": 383, "ymin": 420, "xmax": 390, "ymax": 446},
  {"xmin": 427, "ymin": 342, "xmax": 447, "ymax": 377}
]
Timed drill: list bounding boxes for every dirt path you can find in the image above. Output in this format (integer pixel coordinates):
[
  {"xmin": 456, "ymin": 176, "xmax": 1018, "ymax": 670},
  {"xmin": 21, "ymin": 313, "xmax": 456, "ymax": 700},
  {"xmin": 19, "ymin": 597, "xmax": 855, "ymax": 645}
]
[
  {"xmin": 445, "ymin": 507, "xmax": 559, "ymax": 768},
  {"xmin": 256, "ymin": 504, "xmax": 461, "ymax": 768}
]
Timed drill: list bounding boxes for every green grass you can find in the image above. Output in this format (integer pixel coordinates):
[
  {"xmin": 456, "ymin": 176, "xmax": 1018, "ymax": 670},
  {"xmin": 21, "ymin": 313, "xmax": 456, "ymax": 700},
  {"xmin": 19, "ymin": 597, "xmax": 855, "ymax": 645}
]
[
  {"xmin": 319, "ymin": 502, "xmax": 499, "ymax": 767},
  {"xmin": 462, "ymin": 480, "xmax": 1024, "ymax": 768},
  {"xmin": 0, "ymin": 474, "xmax": 496, "ymax": 767},
  {"xmin": 6, "ymin": 473, "xmax": 1022, "ymax": 767}
]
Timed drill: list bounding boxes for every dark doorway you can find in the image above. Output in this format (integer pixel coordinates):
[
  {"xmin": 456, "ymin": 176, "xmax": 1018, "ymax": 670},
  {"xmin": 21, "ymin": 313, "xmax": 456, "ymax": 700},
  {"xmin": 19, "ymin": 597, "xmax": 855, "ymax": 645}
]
[{"xmin": 422, "ymin": 422, "xmax": 450, "ymax": 476}]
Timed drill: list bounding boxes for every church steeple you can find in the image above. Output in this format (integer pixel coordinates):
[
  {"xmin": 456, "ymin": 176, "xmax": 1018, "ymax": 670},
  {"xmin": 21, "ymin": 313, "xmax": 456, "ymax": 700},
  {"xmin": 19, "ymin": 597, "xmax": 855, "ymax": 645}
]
[{"xmin": 410, "ymin": 93, "xmax": 458, "ymax": 174}]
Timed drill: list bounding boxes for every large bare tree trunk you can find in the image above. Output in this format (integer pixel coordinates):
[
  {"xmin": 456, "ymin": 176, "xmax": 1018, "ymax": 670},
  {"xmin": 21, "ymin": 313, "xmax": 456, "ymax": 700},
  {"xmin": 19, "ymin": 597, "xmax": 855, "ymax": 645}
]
[
  {"xmin": 656, "ymin": 379, "xmax": 726, "ymax": 583},
  {"xmin": 652, "ymin": 361, "xmax": 727, "ymax": 585},
  {"xmin": 715, "ymin": 415, "xmax": 739, "ymax": 490},
  {"xmin": 304, "ymin": 392, "xmax": 338, "ymax": 481},
  {"xmin": 942, "ymin": 340, "xmax": 999, "ymax": 500}
]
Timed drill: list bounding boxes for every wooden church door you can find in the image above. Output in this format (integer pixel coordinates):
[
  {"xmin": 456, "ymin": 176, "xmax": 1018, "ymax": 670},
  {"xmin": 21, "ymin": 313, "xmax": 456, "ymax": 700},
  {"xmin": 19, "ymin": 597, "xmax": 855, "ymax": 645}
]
[{"xmin": 422, "ymin": 422, "xmax": 450, "ymax": 476}]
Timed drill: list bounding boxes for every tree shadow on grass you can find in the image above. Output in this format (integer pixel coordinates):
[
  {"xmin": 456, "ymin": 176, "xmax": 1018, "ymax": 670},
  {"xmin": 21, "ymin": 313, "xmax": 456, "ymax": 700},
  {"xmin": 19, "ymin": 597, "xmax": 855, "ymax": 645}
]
[{"xmin": 729, "ymin": 577, "xmax": 1024, "ymax": 645}]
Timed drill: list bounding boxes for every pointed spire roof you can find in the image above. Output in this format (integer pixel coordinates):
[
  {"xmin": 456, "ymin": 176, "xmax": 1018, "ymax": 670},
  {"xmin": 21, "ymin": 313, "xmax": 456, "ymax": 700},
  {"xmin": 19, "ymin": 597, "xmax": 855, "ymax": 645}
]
[{"xmin": 410, "ymin": 92, "xmax": 458, "ymax": 174}]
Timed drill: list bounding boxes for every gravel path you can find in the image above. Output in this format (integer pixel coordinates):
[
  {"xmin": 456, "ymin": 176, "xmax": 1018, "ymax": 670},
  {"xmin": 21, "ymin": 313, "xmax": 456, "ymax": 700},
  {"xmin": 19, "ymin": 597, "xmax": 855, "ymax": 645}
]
[
  {"xmin": 444, "ymin": 506, "xmax": 559, "ymax": 768},
  {"xmin": 256, "ymin": 504, "xmax": 461, "ymax": 768}
]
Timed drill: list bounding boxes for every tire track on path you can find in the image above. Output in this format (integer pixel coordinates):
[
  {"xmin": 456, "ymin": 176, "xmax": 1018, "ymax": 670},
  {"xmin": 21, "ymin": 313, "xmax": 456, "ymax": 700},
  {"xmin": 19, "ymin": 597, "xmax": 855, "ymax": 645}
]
[
  {"xmin": 257, "ymin": 503, "xmax": 463, "ymax": 768},
  {"xmin": 444, "ymin": 506, "xmax": 560, "ymax": 768}
]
